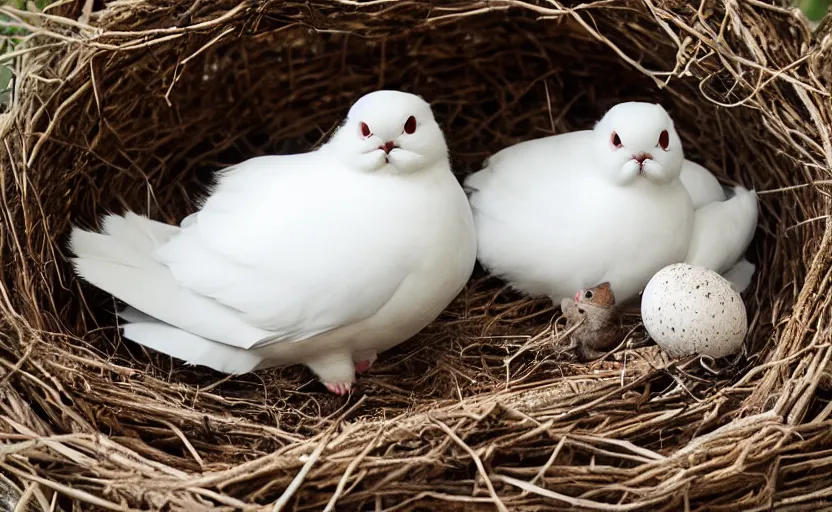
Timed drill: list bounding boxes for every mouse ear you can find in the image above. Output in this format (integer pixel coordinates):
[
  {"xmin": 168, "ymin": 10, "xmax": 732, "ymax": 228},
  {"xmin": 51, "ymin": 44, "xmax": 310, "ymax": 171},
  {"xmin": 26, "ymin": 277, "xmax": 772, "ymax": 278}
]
[{"xmin": 596, "ymin": 282, "xmax": 616, "ymax": 305}]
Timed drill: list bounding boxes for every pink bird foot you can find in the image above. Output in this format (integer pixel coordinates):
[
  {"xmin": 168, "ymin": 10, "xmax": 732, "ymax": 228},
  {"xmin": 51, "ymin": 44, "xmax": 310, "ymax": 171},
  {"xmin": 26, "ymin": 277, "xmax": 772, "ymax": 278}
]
[
  {"xmin": 323, "ymin": 382, "xmax": 353, "ymax": 396},
  {"xmin": 353, "ymin": 350, "xmax": 378, "ymax": 374},
  {"xmin": 354, "ymin": 360, "xmax": 373, "ymax": 374}
]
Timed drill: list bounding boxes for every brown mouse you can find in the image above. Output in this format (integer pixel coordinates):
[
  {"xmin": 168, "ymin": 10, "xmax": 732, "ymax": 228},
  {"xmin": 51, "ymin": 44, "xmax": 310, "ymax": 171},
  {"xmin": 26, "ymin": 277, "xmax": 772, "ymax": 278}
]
[{"xmin": 560, "ymin": 282, "xmax": 626, "ymax": 361}]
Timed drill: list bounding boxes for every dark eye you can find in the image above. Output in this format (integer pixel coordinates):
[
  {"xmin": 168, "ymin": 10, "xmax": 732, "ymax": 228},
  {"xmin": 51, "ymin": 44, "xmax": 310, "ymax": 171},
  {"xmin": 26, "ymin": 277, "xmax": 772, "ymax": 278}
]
[
  {"xmin": 584, "ymin": 291, "xmax": 593, "ymax": 300},
  {"xmin": 404, "ymin": 116, "xmax": 417, "ymax": 135},
  {"xmin": 359, "ymin": 122, "xmax": 371, "ymax": 138},
  {"xmin": 577, "ymin": 308, "xmax": 585, "ymax": 314},
  {"xmin": 611, "ymin": 132, "xmax": 622, "ymax": 148},
  {"xmin": 658, "ymin": 130, "xmax": 669, "ymax": 150}
]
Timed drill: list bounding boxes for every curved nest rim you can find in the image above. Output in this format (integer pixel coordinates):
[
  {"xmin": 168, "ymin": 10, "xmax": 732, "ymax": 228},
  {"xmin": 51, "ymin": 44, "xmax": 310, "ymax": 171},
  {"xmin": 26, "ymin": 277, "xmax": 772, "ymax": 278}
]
[{"xmin": 0, "ymin": 0, "xmax": 831, "ymax": 510}]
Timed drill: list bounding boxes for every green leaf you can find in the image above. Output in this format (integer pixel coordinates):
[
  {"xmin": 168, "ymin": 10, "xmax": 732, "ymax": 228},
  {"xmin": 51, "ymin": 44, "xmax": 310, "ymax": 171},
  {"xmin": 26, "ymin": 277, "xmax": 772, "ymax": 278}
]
[
  {"xmin": 0, "ymin": 65, "xmax": 11, "ymax": 108},
  {"xmin": 795, "ymin": 0, "xmax": 832, "ymax": 21}
]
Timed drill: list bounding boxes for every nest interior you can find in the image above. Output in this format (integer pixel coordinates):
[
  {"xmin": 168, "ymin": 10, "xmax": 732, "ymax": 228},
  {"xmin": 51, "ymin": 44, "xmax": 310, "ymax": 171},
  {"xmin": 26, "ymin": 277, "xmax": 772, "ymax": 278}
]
[{"xmin": 1, "ymin": 0, "xmax": 832, "ymax": 510}]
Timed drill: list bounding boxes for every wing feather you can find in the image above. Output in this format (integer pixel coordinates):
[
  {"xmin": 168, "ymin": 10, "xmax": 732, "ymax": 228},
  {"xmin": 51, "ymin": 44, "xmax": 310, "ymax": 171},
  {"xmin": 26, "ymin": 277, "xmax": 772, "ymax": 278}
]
[{"xmin": 154, "ymin": 154, "xmax": 415, "ymax": 347}]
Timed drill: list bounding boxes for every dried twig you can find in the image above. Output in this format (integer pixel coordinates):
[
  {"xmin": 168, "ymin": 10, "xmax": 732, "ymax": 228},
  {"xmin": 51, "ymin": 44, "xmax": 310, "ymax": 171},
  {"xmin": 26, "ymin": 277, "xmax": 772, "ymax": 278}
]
[{"xmin": 0, "ymin": 0, "xmax": 830, "ymax": 510}]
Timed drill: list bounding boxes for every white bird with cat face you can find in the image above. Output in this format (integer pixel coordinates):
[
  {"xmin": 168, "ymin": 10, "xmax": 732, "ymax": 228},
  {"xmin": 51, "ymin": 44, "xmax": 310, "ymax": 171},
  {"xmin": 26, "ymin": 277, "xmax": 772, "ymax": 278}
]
[
  {"xmin": 465, "ymin": 101, "xmax": 756, "ymax": 305},
  {"xmin": 69, "ymin": 90, "xmax": 477, "ymax": 395}
]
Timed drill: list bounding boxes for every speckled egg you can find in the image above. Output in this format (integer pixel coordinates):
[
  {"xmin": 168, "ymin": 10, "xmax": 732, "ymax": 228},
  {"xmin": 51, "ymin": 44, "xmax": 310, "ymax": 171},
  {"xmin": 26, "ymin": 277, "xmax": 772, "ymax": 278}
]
[{"xmin": 641, "ymin": 263, "xmax": 747, "ymax": 358}]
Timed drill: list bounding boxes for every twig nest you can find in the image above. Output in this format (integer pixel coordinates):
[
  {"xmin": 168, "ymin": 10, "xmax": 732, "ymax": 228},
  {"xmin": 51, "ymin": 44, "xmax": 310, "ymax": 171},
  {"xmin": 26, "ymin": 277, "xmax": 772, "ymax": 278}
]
[{"xmin": 641, "ymin": 263, "xmax": 747, "ymax": 358}]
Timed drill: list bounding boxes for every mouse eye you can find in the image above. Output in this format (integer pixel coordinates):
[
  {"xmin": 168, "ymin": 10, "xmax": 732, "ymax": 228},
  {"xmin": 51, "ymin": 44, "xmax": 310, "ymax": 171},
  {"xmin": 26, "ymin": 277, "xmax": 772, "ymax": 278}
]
[
  {"xmin": 404, "ymin": 116, "xmax": 417, "ymax": 135},
  {"xmin": 359, "ymin": 122, "xmax": 372, "ymax": 138},
  {"xmin": 577, "ymin": 308, "xmax": 585, "ymax": 314},
  {"xmin": 658, "ymin": 130, "xmax": 669, "ymax": 150},
  {"xmin": 611, "ymin": 132, "xmax": 622, "ymax": 148},
  {"xmin": 584, "ymin": 290, "xmax": 593, "ymax": 300}
]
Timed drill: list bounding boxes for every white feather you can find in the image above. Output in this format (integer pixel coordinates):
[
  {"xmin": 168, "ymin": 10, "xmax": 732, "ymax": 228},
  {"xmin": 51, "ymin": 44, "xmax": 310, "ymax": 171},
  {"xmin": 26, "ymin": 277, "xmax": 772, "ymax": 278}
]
[
  {"xmin": 70, "ymin": 90, "xmax": 477, "ymax": 388},
  {"xmin": 116, "ymin": 305, "xmax": 260, "ymax": 372},
  {"xmin": 117, "ymin": 306, "xmax": 154, "ymax": 323},
  {"xmin": 467, "ymin": 102, "xmax": 694, "ymax": 303},
  {"xmin": 679, "ymin": 160, "xmax": 726, "ymax": 210},
  {"xmin": 685, "ymin": 186, "xmax": 758, "ymax": 276},
  {"xmin": 121, "ymin": 319, "xmax": 264, "ymax": 375},
  {"xmin": 678, "ymin": 162, "xmax": 758, "ymax": 291},
  {"xmin": 69, "ymin": 220, "xmax": 273, "ymax": 347},
  {"xmin": 467, "ymin": 101, "xmax": 758, "ymax": 304},
  {"xmin": 721, "ymin": 258, "xmax": 757, "ymax": 293},
  {"xmin": 153, "ymin": 154, "xmax": 419, "ymax": 344}
]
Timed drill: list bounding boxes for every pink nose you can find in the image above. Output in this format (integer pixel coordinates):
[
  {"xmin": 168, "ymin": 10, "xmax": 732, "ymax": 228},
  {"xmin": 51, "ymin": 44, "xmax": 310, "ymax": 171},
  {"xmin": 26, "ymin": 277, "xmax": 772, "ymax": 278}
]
[
  {"xmin": 380, "ymin": 141, "xmax": 397, "ymax": 154},
  {"xmin": 632, "ymin": 153, "xmax": 652, "ymax": 165}
]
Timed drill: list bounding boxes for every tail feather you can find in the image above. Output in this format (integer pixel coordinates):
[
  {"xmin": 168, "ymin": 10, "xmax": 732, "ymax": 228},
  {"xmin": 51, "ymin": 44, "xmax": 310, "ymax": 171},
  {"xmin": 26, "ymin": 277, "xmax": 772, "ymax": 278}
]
[
  {"xmin": 118, "ymin": 306, "xmax": 155, "ymax": 323},
  {"xmin": 685, "ymin": 186, "xmax": 758, "ymax": 275},
  {"xmin": 121, "ymin": 319, "xmax": 263, "ymax": 374},
  {"xmin": 70, "ymin": 213, "xmax": 270, "ymax": 351},
  {"xmin": 101, "ymin": 212, "xmax": 180, "ymax": 251},
  {"xmin": 722, "ymin": 258, "xmax": 756, "ymax": 294},
  {"xmin": 69, "ymin": 229, "xmax": 150, "ymax": 268},
  {"xmin": 69, "ymin": 212, "xmax": 179, "ymax": 266}
]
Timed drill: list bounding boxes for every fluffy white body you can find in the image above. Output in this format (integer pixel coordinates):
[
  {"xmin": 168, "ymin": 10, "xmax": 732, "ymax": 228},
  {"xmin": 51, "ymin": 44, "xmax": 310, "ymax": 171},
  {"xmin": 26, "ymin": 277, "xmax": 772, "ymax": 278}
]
[
  {"xmin": 466, "ymin": 102, "xmax": 757, "ymax": 305},
  {"xmin": 69, "ymin": 90, "xmax": 477, "ymax": 395},
  {"xmin": 680, "ymin": 160, "xmax": 758, "ymax": 292}
]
